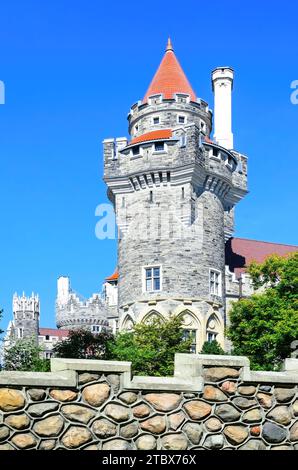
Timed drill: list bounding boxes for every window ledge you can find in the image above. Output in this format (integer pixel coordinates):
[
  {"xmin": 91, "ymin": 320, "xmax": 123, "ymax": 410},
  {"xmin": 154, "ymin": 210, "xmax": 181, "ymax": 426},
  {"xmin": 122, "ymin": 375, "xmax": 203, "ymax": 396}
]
[{"xmin": 130, "ymin": 154, "xmax": 142, "ymax": 160}]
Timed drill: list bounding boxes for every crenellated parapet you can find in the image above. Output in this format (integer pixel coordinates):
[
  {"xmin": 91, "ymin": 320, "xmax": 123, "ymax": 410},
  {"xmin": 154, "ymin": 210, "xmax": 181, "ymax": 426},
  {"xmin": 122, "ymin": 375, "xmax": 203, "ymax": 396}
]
[{"xmin": 55, "ymin": 277, "xmax": 109, "ymax": 331}]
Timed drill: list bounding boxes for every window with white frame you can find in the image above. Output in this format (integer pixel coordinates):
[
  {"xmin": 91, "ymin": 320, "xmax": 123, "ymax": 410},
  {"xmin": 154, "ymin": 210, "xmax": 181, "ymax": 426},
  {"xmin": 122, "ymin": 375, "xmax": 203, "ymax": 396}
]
[
  {"xmin": 154, "ymin": 142, "xmax": 165, "ymax": 152},
  {"xmin": 180, "ymin": 134, "xmax": 187, "ymax": 147},
  {"xmin": 182, "ymin": 329, "xmax": 197, "ymax": 353},
  {"xmin": 209, "ymin": 269, "xmax": 221, "ymax": 296},
  {"xmin": 92, "ymin": 325, "xmax": 102, "ymax": 333},
  {"xmin": 153, "ymin": 116, "xmax": 160, "ymax": 125},
  {"xmin": 144, "ymin": 266, "xmax": 161, "ymax": 292},
  {"xmin": 207, "ymin": 331, "xmax": 217, "ymax": 343}
]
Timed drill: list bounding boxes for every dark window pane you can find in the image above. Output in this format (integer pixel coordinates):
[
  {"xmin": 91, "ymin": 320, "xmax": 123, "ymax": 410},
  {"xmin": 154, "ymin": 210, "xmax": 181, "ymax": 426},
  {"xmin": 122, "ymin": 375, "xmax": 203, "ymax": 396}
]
[
  {"xmin": 155, "ymin": 142, "xmax": 164, "ymax": 152},
  {"xmin": 132, "ymin": 146, "xmax": 140, "ymax": 155}
]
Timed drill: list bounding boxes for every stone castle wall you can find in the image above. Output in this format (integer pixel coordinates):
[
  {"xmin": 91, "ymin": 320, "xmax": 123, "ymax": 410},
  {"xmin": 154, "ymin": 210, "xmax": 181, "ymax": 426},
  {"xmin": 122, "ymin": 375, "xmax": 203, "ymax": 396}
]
[{"xmin": 0, "ymin": 355, "xmax": 297, "ymax": 451}]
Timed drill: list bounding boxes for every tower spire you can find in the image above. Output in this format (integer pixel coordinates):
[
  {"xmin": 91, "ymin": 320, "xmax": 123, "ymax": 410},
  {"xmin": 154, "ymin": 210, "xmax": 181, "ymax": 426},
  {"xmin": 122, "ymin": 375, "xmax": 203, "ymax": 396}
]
[{"xmin": 166, "ymin": 37, "xmax": 173, "ymax": 52}]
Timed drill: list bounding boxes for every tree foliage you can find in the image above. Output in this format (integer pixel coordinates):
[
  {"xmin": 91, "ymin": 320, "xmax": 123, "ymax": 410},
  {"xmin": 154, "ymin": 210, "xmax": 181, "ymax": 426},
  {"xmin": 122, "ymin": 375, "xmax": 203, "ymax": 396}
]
[
  {"xmin": 227, "ymin": 253, "xmax": 298, "ymax": 370},
  {"xmin": 200, "ymin": 340, "xmax": 225, "ymax": 355},
  {"xmin": 107, "ymin": 316, "xmax": 193, "ymax": 376},
  {"xmin": 3, "ymin": 337, "xmax": 50, "ymax": 372},
  {"xmin": 53, "ymin": 328, "xmax": 113, "ymax": 359}
]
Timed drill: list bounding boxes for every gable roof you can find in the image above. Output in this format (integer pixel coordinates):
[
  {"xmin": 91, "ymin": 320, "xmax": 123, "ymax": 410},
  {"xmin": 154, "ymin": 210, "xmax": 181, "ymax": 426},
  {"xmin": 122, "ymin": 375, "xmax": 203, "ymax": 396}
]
[
  {"xmin": 39, "ymin": 328, "xmax": 69, "ymax": 338},
  {"xmin": 226, "ymin": 237, "xmax": 298, "ymax": 276}
]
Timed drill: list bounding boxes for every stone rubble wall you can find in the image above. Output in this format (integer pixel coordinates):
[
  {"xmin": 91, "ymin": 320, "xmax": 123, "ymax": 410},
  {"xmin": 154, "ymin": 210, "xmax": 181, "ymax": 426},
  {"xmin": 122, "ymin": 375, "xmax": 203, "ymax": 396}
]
[{"xmin": 0, "ymin": 355, "xmax": 297, "ymax": 450}]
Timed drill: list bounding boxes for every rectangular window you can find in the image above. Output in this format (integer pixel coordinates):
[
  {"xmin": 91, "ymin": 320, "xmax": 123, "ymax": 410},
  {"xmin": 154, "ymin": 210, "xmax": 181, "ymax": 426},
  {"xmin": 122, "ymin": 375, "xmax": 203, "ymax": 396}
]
[
  {"xmin": 180, "ymin": 135, "xmax": 187, "ymax": 147},
  {"xmin": 92, "ymin": 325, "xmax": 101, "ymax": 333},
  {"xmin": 45, "ymin": 335, "xmax": 50, "ymax": 341},
  {"xmin": 132, "ymin": 145, "xmax": 140, "ymax": 156},
  {"xmin": 209, "ymin": 270, "xmax": 221, "ymax": 296},
  {"xmin": 154, "ymin": 142, "xmax": 164, "ymax": 152},
  {"xmin": 207, "ymin": 332, "xmax": 217, "ymax": 343},
  {"xmin": 182, "ymin": 329, "xmax": 196, "ymax": 353},
  {"xmin": 178, "ymin": 115, "xmax": 185, "ymax": 124},
  {"xmin": 18, "ymin": 328, "xmax": 23, "ymax": 339},
  {"xmin": 153, "ymin": 117, "xmax": 160, "ymax": 125},
  {"xmin": 144, "ymin": 266, "xmax": 161, "ymax": 292}
]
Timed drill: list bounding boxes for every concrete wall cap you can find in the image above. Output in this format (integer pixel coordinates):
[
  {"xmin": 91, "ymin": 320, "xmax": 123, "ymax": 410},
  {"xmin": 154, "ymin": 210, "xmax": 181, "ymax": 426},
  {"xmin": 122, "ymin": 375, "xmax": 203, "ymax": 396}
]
[
  {"xmin": 51, "ymin": 358, "xmax": 132, "ymax": 373},
  {"xmin": 0, "ymin": 370, "xmax": 76, "ymax": 387}
]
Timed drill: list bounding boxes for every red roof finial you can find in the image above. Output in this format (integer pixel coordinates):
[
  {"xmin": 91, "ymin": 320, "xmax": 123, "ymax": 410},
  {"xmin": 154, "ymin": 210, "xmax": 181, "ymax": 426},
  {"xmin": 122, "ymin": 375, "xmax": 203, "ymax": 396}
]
[
  {"xmin": 143, "ymin": 40, "xmax": 196, "ymax": 103},
  {"xmin": 166, "ymin": 37, "xmax": 173, "ymax": 52}
]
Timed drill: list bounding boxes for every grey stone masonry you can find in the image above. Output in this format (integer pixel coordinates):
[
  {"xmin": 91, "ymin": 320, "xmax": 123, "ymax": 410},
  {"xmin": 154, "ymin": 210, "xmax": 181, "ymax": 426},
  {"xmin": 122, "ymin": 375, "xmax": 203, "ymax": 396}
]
[
  {"xmin": 103, "ymin": 90, "xmax": 248, "ymax": 351},
  {"xmin": 0, "ymin": 355, "xmax": 297, "ymax": 450}
]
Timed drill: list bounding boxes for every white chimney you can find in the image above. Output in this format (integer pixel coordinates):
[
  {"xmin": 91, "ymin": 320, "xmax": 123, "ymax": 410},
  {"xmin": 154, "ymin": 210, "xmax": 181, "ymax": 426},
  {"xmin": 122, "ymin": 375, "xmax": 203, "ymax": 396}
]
[
  {"xmin": 212, "ymin": 67, "xmax": 234, "ymax": 150},
  {"xmin": 57, "ymin": 276, "xmax": 70, "ymax": 306}
]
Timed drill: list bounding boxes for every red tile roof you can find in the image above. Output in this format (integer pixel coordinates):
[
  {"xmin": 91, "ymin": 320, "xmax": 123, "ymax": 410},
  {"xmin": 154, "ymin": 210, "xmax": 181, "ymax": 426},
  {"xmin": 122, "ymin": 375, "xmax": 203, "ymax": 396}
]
[
  {"xmin": 130, "ymin": 129, "xmax": 172, "ymax": 145},
  {"xmin": 226, "ymin": 237, "xmax": 298, "ymax": 276},
  {"xmin": 204, "ymin": 135, "xmax": 214, "ymax": 144},
  {"xmin": 39, "ymin": 328, "xmax": 69, "ymax": 338},
  {"xmin": 105, "ymin": 269, "xmax": 119, "ymax": 281},
  {"xmin": 143, "ymin": 38, "xmax": 196, "ymax": 103}
]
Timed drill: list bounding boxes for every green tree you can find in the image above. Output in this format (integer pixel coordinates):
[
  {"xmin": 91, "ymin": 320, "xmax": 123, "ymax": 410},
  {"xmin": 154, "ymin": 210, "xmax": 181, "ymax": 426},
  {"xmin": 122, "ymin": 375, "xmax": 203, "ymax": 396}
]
[
  {"xmin": 53, "ymin": 328, "xmax": 113, "ymax": 359},
  {"xmin": 200, "ymin": 340, "xmax": 225, "ymax": 355},
  {"xmin": 107, "ymin": 316, "xmax": 193, "ymax": 376},
  {"xmin": 4, "ymin": 337, "xmax": 50, "ymax": 372},
  {"xmin": 227, "ymin": 253, "xmax": 298, "ymax": 371}
]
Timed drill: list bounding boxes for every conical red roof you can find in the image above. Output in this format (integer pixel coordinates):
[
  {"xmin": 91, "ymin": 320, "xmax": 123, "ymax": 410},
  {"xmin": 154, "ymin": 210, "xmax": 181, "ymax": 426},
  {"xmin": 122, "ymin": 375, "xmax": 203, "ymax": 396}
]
[{"xmin": 143, "ymin": 38, "xmax": 196, "ymax": 103}]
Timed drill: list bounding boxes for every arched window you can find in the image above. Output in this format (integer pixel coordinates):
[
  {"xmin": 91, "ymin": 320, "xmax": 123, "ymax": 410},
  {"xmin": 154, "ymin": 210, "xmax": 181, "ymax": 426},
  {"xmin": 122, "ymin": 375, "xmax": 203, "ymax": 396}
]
[
  {"xmin": 122, "ymin": 315, "xmax": 135, "ymax": 332},
  {"xmin": 178, "ymin": 311, "xmax": 199, "ymax": 354},
  {"xmin": 206, "ymin": 315, "xmax": 219, "ymax": 343}
]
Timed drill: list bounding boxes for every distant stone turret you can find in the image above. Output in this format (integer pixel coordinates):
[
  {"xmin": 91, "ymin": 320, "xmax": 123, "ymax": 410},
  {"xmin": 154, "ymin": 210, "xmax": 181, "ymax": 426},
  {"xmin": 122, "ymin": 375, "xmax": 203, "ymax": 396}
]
[
  {"xmin": 12, "ymin": 292, "xmax": 40, "ymax": 342},
  {"xmin": 55, "ymin": 276, "xmax": 109, "ymax": 332}
]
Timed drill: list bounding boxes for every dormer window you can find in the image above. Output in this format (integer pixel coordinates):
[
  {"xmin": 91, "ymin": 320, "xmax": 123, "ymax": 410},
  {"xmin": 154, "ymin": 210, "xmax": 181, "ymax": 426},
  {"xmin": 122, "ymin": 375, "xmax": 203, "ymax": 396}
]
[
  {"xmin": 154, "ymin": 142, "xmax": 165, "ymax": 152},
  {"xmin": 175, "ymin": 93, "xmax": 190, "ymax": 103},
  {"xmin": 153, "ymin": 117, "xmax": 160, "ymax": 125},
  {"xmin": 148, "ymin": 94, "xmax": 162, "ymax": 105}
]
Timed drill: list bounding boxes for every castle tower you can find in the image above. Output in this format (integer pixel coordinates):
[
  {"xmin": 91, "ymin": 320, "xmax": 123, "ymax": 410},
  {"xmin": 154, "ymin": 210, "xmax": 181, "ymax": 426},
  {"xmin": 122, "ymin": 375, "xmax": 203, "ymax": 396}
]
[
  {"xmin": 103, "ymin": 39, "xmax": 248, "ymax": 351},
  {"xmin": 12, "ymin": 292, "xmax": 40, "ymax": 342}
]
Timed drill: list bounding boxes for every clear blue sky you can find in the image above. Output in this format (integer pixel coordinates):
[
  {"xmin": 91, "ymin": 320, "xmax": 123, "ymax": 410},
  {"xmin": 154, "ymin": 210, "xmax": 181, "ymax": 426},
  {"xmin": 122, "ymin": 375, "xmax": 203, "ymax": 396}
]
[{"xmin": 0, "ymin": 0, "xmax": 297, "ymax": 329}]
